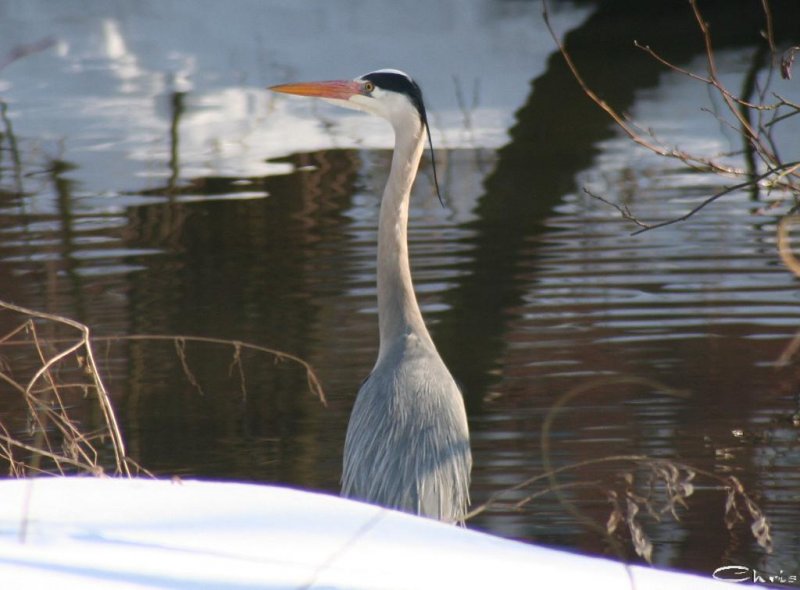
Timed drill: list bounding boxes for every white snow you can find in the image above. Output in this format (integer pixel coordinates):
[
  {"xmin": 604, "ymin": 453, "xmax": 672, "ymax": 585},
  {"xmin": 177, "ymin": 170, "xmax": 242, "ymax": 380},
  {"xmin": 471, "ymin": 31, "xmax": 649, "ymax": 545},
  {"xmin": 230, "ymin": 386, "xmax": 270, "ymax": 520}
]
[{"xmin": 0, "ymin": 477, "xmax": 730, "ymax": 589}]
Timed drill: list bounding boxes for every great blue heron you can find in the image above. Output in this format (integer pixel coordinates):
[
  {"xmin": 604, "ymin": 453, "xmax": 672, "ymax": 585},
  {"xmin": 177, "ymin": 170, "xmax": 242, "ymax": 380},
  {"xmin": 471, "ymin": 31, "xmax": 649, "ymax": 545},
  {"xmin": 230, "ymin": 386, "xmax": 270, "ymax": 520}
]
[{"xmin": 270, "ymin": 69, "xmax": 471, "ymax": 524}]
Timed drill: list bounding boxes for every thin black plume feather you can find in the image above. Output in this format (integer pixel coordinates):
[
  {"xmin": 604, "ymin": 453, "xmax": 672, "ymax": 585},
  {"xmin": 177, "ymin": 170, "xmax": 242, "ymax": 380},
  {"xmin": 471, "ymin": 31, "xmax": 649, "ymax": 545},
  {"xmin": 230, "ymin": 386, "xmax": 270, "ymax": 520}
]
[{"xmin": 362, "ymin": 70, "xmax": 445, "ymax": 207}]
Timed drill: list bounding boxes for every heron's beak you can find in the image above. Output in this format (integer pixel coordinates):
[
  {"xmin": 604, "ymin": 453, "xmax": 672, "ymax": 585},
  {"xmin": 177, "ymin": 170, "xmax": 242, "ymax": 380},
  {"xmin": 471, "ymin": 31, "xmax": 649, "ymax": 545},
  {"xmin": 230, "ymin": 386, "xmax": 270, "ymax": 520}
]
[{"xmin": 269, "ymin": 80, "xmax": 362, "ymax": 100}]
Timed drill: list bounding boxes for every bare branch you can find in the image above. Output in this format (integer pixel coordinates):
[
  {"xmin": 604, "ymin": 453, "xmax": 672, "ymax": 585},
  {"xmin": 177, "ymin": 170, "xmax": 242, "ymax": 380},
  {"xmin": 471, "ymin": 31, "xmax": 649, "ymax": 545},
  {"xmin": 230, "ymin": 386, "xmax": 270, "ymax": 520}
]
[
  {"xmin": 630, "ymin": 168, "xmax": 780, "ymax": 236},
  {"xmin": 544, "ymin": 0, "xmax": 799, "ymax": 235},
  {"xmin": 584, "ymin": 188, "xmax": 652, "ymax": 231},
  {"xmin": 634, "ymin": 41, "xmax": 780, "ymax": 112},
  {"xmin": 760, "ymin": 0, "xmax": 778, "ymax": 55},
  {"xmin": 542, "ymin": 0, "xmax": 745, "ymax": 180}
]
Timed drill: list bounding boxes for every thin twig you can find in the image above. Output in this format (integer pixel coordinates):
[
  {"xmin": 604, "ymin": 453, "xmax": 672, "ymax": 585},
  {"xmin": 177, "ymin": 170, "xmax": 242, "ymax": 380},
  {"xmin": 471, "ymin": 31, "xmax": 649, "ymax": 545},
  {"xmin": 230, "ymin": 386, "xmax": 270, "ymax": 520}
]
[
  {"xmin": 175, "ymin": 337, "xmax": 204, "ymax": 396},
  {"xmin": 102, "ymin": 333, "xmax": 326, "ymax": 406},
  {"xmin": 630, "ymin": 169, "xmax": 779, "ymax": 235},
  {"xmin": 634, "ymin": 41, "xmax": 779, "ymax": 113},
  {"xmin": 584, "ymin": 188, "xmax": 651, "ymax": 231},
  {"xmin": 0, "ymin": 432, "xmax": 104, "ymax": 475}
]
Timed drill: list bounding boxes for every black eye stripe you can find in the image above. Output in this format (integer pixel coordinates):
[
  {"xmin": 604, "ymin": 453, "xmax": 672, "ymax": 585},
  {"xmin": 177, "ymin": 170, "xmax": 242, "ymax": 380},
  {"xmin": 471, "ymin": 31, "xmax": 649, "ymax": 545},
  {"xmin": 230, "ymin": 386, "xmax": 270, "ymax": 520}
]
[
  {"xmin": 360, "ymin": 70, "xmax": 444, "ymax": 208},
  {"xmin": 361, "ymin": 71, "xmax": 424, "ymax": 118}
]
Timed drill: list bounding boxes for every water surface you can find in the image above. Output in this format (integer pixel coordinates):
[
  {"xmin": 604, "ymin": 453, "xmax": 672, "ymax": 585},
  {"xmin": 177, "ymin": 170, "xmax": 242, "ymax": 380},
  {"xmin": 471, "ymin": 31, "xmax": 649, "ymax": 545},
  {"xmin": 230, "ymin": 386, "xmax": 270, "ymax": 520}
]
[{"xmin": 1, "ymin": 0, "xmax": 799, "ymax": 581}]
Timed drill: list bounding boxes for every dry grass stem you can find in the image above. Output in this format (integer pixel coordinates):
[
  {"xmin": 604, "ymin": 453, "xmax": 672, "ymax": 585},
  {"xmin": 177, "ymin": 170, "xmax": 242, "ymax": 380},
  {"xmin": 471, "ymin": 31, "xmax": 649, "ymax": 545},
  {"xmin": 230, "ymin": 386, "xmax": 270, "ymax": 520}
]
[
  {"xmin": 0, "ymin": 300, "xmax": 129, "ymax": 476},
  {"xmin": 97, "ymin": 333, "xmax": 326, "ymax": 406},
  {"xmin": 175, "ymin": 337, "xmax": 205, "ymax": 396}
]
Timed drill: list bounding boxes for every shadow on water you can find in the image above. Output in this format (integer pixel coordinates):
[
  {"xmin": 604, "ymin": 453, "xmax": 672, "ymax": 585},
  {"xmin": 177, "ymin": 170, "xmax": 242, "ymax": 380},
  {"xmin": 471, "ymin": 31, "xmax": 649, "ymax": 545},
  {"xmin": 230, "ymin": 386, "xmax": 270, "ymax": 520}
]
[
  {"xmin": 430, "ymin": 0, "xmax": 800, "ymax": 573},
  {"xmin": 437, "ymin": 0, "xmax": 800, "ymax": 410}
]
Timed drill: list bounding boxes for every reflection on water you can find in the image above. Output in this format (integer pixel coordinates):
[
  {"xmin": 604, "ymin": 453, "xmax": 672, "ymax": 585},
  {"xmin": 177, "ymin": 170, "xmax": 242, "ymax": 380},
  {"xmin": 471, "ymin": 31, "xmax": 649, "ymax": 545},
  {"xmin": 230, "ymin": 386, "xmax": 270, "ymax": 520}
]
[{"xmin": 2, "ymin": 0, "xmax": 800, "ymax": 580}]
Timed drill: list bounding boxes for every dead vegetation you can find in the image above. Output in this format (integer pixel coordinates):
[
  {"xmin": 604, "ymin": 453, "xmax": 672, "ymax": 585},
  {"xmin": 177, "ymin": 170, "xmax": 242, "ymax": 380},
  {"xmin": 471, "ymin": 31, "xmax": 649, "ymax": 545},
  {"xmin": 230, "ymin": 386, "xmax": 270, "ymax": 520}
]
[
  {"xmin": 0, "ymin": 299, "xmax": 324, "ymax": 478},
  {"xmin": 0, "ymin": 300, "xmax": 130, "ymax": 476},
  {"xmin": 465, "ymin": 376, "xmax": 773, "ymax": 564}
]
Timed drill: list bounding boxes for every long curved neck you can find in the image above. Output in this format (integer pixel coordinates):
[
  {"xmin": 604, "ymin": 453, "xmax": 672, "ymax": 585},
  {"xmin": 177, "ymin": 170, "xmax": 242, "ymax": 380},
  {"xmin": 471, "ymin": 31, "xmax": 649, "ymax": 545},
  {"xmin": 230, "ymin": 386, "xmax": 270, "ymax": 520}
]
[{"xmin": 376, "ymin": 119, "xmax": 432, "ymax": 361}]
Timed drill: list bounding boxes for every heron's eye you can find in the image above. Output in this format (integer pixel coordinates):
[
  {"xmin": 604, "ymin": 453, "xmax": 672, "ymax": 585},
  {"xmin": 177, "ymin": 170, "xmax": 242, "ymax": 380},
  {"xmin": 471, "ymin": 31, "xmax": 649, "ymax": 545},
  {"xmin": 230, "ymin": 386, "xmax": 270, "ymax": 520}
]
[{"xmin": 363, "ymin": 81, "xmax": 375, "ymax": 93}]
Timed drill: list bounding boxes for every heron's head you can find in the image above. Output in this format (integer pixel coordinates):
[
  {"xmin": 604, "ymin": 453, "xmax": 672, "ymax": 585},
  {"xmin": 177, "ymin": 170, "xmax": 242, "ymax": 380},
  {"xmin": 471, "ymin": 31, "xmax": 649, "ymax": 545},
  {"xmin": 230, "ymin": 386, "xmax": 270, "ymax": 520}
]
[
  {"xmin": 270, "ymin": 69, "xmax": 443, "ymax": 205},
  {"xmin": 270, "ymin": 69, "xmax": 427, "ymax": 132}
]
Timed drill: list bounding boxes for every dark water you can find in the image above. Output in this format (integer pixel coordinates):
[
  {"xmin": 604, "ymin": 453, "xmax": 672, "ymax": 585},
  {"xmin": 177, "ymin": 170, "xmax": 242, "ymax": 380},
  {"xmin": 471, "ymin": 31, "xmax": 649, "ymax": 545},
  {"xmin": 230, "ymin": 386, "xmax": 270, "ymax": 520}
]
[{"xmin": 1, "ymin": 0, "xmax": 799, "ymax": 582}]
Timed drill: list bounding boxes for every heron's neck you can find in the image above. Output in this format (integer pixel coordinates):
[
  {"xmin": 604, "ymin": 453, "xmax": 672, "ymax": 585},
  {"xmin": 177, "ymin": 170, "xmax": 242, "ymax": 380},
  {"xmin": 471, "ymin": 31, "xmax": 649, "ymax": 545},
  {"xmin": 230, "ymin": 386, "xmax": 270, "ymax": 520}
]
[{"xmin": 376, "ymin": 121, "xmax": 432, "ymax": 360}]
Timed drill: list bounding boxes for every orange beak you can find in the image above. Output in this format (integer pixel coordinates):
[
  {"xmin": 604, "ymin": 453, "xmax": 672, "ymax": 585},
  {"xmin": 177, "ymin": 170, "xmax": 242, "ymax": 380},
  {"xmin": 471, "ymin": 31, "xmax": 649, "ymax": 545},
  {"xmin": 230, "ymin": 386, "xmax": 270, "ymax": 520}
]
[{"xmin": 269, "ymin": 80, "xmax": 363, "ymax": 100}]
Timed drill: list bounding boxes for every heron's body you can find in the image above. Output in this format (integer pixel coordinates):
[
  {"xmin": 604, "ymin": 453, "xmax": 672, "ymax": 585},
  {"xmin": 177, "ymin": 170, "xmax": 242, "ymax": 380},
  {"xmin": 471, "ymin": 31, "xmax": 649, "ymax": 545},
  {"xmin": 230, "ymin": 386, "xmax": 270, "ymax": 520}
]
[
  {"xmin": 343, "ymin": 335, "xmax": 471, "ymax": 520},
  {"xmin": 271, "ymin": 69, "xmax": 471, "ymax": 524}
]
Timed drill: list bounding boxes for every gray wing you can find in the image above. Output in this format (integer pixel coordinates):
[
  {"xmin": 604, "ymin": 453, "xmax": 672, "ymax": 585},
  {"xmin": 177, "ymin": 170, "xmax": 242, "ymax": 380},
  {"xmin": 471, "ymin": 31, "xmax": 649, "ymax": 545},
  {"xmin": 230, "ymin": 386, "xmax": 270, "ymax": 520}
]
[{"xmin": 341, "ymin": 344, "xmax": 471, "ymax": 524}]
